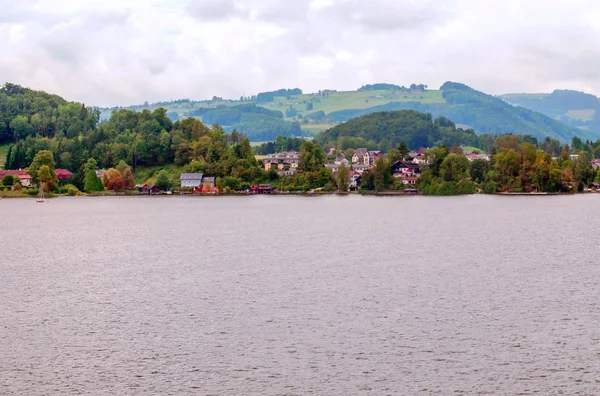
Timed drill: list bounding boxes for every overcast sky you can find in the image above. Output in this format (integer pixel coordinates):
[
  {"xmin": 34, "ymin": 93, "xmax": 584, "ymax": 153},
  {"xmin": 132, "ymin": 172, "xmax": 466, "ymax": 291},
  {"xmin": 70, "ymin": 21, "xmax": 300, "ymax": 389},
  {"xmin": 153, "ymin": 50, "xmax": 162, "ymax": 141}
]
[{"xmin": 2, "ymin": 0, "xmax": 599, "ymax": 106}]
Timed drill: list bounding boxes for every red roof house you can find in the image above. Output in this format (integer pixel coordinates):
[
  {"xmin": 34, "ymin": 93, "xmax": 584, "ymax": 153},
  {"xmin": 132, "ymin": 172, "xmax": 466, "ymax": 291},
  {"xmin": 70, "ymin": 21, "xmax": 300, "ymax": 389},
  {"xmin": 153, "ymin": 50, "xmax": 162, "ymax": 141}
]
[{"xmin": 55, "ymin": 169, "xmax": 73, "ymax": 179}]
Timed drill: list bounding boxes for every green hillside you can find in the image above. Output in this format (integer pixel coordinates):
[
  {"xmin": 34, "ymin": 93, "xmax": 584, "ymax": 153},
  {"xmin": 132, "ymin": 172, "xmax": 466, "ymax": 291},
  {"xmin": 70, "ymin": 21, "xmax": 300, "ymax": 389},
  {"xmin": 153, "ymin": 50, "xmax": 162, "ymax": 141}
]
[
  {"xmin": 106, "ymin": 82, "xmax": 591, "ymax": 142},
  {"xmin": 500, "ymin": 90, "xmax": 600, "ymax": 133}
]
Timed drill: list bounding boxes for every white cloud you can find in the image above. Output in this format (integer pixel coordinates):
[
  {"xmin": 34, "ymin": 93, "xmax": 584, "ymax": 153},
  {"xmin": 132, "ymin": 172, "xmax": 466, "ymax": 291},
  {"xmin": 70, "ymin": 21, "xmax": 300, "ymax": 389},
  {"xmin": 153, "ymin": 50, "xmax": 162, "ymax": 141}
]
[{"xmin": 0, "ymin": 0, "xmax": 599, "ymax": 106}]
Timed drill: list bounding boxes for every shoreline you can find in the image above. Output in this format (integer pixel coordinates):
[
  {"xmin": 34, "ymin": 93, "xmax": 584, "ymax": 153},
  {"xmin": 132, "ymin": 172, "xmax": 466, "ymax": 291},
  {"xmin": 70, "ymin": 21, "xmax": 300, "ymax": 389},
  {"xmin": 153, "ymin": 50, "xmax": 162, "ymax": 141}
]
[{"xmin": 2, "ymin": 190, "xmax": 599, "ymax": 199}]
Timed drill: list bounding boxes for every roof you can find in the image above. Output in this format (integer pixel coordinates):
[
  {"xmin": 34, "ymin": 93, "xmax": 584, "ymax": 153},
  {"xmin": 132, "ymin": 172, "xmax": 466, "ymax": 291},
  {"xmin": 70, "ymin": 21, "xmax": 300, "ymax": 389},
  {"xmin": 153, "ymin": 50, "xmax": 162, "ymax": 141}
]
[
  {"xmin": 180, "ymin": 173, "xmax": 203, "ymax": 181},
  {"xmin": 354, "ymin": 148, "xmax": 368, "ymax": 157},
  {"xmin": 0, "ymin": 170, "xmax": 30, "ymax": 179},
  {"xmin": 55, "ymin": 169, "xmax": 73, "ymax": 179},
  {"xmin": 202, "ymin": 176, "xmax": 215, "ymax": 184},
  {"xmin": 391, "ymin": 160, "xmax": 420, "ymax": 169}
]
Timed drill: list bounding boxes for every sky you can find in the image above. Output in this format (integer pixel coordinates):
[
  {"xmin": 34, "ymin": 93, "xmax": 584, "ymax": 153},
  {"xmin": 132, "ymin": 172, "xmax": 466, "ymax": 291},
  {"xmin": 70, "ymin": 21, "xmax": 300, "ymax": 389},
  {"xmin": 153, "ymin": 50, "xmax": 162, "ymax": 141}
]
[{"xmin": 1, "ymin": 0, "xmax": 600, "ymax": 106}]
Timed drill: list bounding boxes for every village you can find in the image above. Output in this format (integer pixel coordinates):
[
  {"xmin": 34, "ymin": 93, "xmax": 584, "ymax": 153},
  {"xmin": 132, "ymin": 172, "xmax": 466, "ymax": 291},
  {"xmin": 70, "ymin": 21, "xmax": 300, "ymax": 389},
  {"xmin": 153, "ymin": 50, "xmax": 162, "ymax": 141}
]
[{"xmin": 5, "ymin": 146, "xmax": 600, "ymax": 196}]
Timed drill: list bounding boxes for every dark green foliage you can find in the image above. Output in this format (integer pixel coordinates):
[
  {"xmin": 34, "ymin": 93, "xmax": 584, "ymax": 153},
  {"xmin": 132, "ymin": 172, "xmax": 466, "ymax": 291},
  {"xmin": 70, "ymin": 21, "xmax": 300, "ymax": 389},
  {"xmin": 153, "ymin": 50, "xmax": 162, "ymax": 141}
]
[
  {"xmin": 285, "ymin": 107, "xmax": 297, "ymax": 117},
  {"xmin": 255, "ymin": 135, "xmax": 307, "ymax": 154},
  {"xmin": 255, "ymin": 88, "xmax": 302, "ymax": 104},
  {"xmin": 0, "ymin": 83, "xmax": 99, "ymax": 144},
  {"xmin": 2, "ymin": 175, "xmax": 14, "ymax": 186},
  {"xmin": 155, "ymin": 170, "xmax": 171, "ymax": 191},
  {"xmin": 305, "ymin": 110, "xmax": 325, "ymax": 120},
  {"xmin": 316, "ymin": 110, "xmax": 479, "ymax": 150},
  {"xmin": 358, "ymin": 83, "xmax": 407, "ymax": 91}
]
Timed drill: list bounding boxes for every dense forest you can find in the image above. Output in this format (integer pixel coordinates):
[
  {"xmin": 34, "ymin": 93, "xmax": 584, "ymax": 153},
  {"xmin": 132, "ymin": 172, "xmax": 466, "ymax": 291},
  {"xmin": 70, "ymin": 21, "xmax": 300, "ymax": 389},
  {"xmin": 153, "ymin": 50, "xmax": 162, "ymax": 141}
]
[
  {"xmin": 315, "ymin": 110, "xmax": 480, "ymax": 150},
  {"xmin": 255, "ymin": 88, "xmax": 303, "ymax": 104}
]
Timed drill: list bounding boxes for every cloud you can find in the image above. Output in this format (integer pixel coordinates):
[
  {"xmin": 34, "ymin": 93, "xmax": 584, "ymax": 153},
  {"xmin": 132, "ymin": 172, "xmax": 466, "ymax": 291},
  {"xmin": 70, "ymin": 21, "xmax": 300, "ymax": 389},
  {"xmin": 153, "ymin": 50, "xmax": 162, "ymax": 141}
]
[{"xmin": 1, "ymin": 0, "xmax": 600, "ymax": 106}]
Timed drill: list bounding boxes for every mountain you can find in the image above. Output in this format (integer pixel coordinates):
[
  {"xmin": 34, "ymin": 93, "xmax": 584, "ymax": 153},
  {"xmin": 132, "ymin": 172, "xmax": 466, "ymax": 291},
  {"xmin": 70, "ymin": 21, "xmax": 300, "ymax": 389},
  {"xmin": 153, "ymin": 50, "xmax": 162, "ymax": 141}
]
[
  {"xmin": 500, "ymin": 90, "xmax": 600, "ymax": 135},
  {"xmin": 323, "ymin": 82, "xmax": 585, "ymax": 142},
  {"xmin": 315, "ymin": 110, "xmax": 480, "ymax": 150},
  {"xmin": 107, "ymin": 82, "xmax": 590, "ymax": 142}
]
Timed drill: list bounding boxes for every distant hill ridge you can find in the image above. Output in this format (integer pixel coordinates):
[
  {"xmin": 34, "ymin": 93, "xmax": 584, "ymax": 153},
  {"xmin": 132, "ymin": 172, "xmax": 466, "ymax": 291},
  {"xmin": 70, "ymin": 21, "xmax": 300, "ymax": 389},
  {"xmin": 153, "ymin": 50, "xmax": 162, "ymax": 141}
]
[{"xmin": 95, "ymin": 82, "xmax": 599, "ymax": 142}]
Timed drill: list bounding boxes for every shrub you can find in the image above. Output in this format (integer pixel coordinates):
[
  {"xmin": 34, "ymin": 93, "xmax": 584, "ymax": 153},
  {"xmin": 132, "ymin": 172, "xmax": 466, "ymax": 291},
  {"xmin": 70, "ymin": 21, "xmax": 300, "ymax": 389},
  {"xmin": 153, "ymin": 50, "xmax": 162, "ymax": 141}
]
[
  {"xmin": 26, "ymin": 188, "xmax": 40, "ymax": 196},
  {"xmin": 64, "ymin": 184, "xmax": 81, "ymax": 196},
  {"xmin": 13, "ymin": 182, "xmax": 22, "ymax": 191}
]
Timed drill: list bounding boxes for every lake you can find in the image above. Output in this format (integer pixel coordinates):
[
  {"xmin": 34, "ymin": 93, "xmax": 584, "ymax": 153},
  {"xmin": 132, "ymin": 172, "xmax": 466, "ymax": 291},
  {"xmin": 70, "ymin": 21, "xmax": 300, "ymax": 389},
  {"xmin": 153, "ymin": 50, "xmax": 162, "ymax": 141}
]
[{"xmin": 1, "ymin": 195, "xmax": 599, "ymax": 395}]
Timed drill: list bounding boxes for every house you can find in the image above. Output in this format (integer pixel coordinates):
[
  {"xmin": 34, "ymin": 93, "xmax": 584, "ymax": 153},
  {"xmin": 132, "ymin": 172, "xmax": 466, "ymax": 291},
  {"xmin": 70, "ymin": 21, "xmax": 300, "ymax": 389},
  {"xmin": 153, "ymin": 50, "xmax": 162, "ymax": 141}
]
[
  {"xmin": 367, "ymin": 150, "xmax": 385, "ymax": 165},
  {"xmin": 193, "ymin": 177, "xmax": 218, "ymax": 193},
  {"xmin": 465, "ymin": 152, "xmax": 490, "ymax": 162},
  {"xmin": 348, "ymin": 171, "xmax": 361, "ymax": 191},
  {"xmin": 402, "ymin": 177, "xmax": 418, "ymax": 185},
  {"xmin": 0, "ymin": 170, "xmax": 32, "ymax": 187},
  {"xmin": 391, "ymin": 160, "xmax": 421, "ymax": 177},
  {"xmin": 591, "ymin": 159, "xmax": 600, "ymax": 169},
  {"xmin": 136, "ymin": 184, "xmax": 162, "ymax": 195},
  {"xmin": 148, "ymin": 186, "xmax": 162, "ymax": 195},
  {"xmin": 352, "ymin": 148, "xmax": 368, "ymax": 164},
  {"xmin": 262, "ymin": 151, "xmax": 300, "ymax": 174},
  {"xmin": 348, "ymin": 164, "xmax": 370, "ymax": 173},
  {"xmin": 55, "ymin": 169, "xmax": 73, "ymax": 180},
  {"xmin": 250, "ymin": 184, "xmax": 274, "ymax": 194},
  {"xmin": 180, "ymin": 173, "xmax": 204, "ymax": 188},
  {"xmin": 95, "ymin": 169, "xmax": 106, "ymax": 179}
]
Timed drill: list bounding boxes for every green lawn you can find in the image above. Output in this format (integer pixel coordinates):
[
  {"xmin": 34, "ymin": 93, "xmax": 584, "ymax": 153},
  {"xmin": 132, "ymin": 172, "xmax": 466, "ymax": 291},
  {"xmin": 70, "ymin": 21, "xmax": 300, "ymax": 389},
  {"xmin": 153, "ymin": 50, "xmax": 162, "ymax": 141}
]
[
  {"xmin": 261, "ymin": 90, "xmax": 445, "ymax": 120},
  {"xmin": 0, "ymin": 143, "xmax": 9, "ymax": 169},
  {"xmin": 462, "ymin": 146, "xmax": 483, "ymax": 153}
]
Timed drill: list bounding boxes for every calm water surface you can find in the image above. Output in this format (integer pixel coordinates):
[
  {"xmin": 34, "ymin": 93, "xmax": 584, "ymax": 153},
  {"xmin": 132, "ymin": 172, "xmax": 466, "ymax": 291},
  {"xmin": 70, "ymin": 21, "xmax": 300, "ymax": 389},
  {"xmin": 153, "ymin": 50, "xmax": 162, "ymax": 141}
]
[{"xmin": 1, "ymin": 195, "xmax": 599, "ymax": 395}]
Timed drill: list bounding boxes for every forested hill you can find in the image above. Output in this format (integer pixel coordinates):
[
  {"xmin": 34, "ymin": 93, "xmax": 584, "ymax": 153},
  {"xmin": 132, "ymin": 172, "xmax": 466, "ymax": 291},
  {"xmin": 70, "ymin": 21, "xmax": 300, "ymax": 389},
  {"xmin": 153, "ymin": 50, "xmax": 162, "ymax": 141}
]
[
  {"xmin": 0, "ymin": 83, "xmax": 99, "ymax": 144},
  {"xmin": 315, "ymin": 110, "xmax": 480, "ymax": 150},
  {"xmin": 500, "ymin": 89, "xmax": 600, "ymax": 133}
]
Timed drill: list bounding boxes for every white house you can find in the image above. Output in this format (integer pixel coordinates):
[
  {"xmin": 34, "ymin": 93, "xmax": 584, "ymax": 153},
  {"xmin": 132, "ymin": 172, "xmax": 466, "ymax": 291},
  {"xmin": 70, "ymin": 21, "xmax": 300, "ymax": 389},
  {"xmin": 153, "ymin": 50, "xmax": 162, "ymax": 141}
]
[{"xmin": 180, "ymin": 173, "xmax": 205, "ymax": 188}]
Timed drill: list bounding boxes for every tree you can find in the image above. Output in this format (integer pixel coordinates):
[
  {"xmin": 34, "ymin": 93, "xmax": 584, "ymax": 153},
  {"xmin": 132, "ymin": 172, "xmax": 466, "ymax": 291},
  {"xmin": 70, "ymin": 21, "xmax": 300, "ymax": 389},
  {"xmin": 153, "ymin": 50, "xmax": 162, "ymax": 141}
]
[
  {"xmin": 83, "ymin": 158, "xmax": 104, "ymax": 193},
  {"xmin": 398, "ymin": 142, "xmax": 410, "ymax": 160},
  {"xmin": 440, "ymin": 153, "xmax": 470, "ymax": 182},
  {"xmin": 299, "ymin": 141, "xmax": 325, "ymax": 172},
  {"xmin": 102, "ymin": 168, "xmax": 125, "ymax": 191},
  {"xmin": 345, "ymin": 148, "xmax": 355, "ymax": 162},
  {"xmin": 155, "ymin": 170, "xmax": 170, "ymax": 191},
  {"xmin": 28, "ymin": 150, "xmax": 57, "ymax": 189},
  {"xmin": 336, "ymin": 163, "xmax": 350, "ymax": 192},
  {"xmin": 373, "ymin": 157, "xmax": 392, "ymax": 191},
  {"xmin": 1, "ymin": 175, "xmax": 14, "ymax": 186},
  {"xmin": 122, "ymin": 167, "xmax": 135, "ymax": 190},
  {"xmin": 38, "ymin": 165, "xmax": 53, "ymax": 193},
  {"xmin": 470, "ymin": 159, "xmax": 489, "ymax": 183}
]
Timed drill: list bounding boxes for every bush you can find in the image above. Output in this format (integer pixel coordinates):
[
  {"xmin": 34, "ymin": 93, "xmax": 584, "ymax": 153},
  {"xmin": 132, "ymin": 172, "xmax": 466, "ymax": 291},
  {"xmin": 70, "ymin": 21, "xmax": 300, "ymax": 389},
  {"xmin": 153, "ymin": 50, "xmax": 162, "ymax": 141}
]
[
  {"xmin": 13, "ymin": 182, "xmax": 22, "ymax": 191},
  {"xmin": 223, "ymin": 176, "xmax": 241, "ymax": 191},
  {"xmin": 26, "ymin": 188, "xmax": 40, "ymax": 196},
  {"xmin": 2, "ymin": 175, "xmax": 15, "ymax": 186},
  {"xmin": 456, "ymin": 180, "xmax": 476, "ymax": 195},
  {"xmin": 64, "ymin": 184, "xmax": 81, "ymax": 196}
]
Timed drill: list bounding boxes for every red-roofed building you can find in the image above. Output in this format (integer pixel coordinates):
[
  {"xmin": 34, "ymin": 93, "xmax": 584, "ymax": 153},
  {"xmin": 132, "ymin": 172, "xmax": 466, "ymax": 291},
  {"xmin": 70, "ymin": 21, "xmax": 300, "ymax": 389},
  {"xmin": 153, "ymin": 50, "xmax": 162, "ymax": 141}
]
[
  {"xmin": 0, "ymin": 170, "xmax": 32, "ymax": 187},
  {"xmin": 55, "ymin": 169, "xmax": 73, "ymax": 179}
]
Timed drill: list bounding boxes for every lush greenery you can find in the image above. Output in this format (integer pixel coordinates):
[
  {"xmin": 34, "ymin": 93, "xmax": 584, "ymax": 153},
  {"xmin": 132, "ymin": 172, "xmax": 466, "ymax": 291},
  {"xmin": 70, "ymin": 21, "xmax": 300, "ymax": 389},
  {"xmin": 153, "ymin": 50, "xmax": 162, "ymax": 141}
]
[
  {"xmin": 254, "ymin": 135, "xmax": 307, "ymax": 155},
  {"xmin": 316, "ymin": 110, "xmax": 480, "ymax": 151},
  {"xmin": 418, "ymin": 135, "xmax": 598, "ymax": 195}
]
